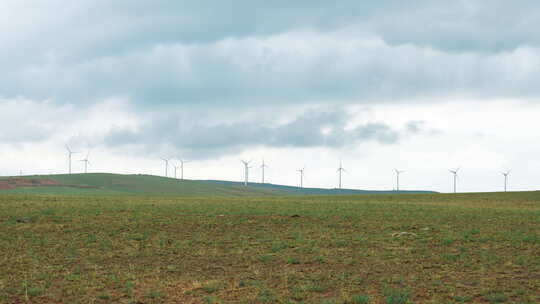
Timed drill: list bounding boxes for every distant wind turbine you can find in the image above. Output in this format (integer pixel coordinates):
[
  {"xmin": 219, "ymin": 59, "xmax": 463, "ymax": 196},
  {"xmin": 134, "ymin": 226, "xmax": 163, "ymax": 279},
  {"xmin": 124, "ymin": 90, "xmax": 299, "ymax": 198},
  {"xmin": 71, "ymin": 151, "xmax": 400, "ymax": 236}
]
[
  {"xmin": 241, "ymin": 160, "xmax": 252, "ymax": 186},
  {"xmin": 449, "ymin": 168, "xmax": 460, "ymax": 193},
  {"xmin": 501, "ymin": 170, "xmax": 511, "ymax": 192},
  {"xmin": 161, "ymin": 158, "xmax": 170, "ymax": 177},
  {"xmin": 337, "ymin": 161, "xmax": 346, "ymax": 189},
  {"xmin": 80, "ymin": 151, "xmax": 91, "ymax": 174},
  {"xmin": 297, "ymin": 167, "xmax": 305, "ymax": 188},
  {"xmin": 66, "ymin": 145, "xmax": 80, "ymax": 174},
  {"xmin": 261, "ymin": 159, "xmax": 268, "ymax": 184},
  {"xmin": 173, "ymin": 163, "xmax": 180, "ymax": 179},
  {"xmin": 179, "ymin": 159, "xmax": 189, "ymax": 180},
  {"xmin": 394, "ymin": 169, "xmax": 405, "ymax": 191}
]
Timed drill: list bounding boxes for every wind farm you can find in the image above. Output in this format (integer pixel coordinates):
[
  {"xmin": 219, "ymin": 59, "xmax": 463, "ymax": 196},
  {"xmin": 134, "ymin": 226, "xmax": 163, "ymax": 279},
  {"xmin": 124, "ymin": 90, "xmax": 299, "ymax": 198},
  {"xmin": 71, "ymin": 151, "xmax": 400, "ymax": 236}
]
[
  {"xmin": 3, "ymin": 2, "xmax": 540, "ymax": 303},
  {"xmin": 1, "ymin": 146, "xmax": 524, "ymax": 195}
]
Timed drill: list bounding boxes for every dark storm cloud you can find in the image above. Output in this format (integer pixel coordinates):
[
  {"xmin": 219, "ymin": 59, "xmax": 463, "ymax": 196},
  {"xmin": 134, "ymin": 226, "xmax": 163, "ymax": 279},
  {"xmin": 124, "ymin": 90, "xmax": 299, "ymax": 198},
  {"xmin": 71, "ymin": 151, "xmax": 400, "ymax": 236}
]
[{"xmin": 103, "ymin": 109, "xmax": 420, "ymax": 158}]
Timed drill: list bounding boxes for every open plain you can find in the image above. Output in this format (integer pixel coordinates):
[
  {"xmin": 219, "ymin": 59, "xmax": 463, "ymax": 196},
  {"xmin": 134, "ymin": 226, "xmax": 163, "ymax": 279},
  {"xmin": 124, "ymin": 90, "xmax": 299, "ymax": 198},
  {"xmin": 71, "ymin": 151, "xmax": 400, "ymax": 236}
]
[{"xmin": 1, "ymin": 191, "xmax": 539, "ymax": 303}]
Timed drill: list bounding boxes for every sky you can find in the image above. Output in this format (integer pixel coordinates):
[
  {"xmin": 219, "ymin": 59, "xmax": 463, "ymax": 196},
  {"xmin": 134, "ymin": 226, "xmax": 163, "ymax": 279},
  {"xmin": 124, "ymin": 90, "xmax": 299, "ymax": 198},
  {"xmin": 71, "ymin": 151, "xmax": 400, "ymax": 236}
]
[{"xmin": 1, "ymin": 1, "xmax": 540, "ymax": 192}]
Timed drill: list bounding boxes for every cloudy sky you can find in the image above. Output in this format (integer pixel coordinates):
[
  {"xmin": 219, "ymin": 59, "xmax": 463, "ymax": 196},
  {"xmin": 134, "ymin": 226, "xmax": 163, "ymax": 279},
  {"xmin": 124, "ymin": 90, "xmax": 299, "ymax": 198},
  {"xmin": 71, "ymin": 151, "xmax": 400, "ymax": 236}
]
[{"xmin": 2, "ymin": 1, "xmax": 540, "ymax": 192}]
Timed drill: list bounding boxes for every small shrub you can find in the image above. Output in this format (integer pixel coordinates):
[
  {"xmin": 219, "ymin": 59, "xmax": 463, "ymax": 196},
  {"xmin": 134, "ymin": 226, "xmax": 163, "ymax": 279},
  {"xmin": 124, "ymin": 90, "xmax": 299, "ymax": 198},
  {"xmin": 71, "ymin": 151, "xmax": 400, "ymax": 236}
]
[
  {"xmin": 257, "ymin": 290, "xmax": 275, "ymax": 302},
  {"xmin": 442, "ymin": 253, "xmax": 461, "ymax": 261},
  {"xmin": 351, "ymin": 294, "xmax": 370, "ymax": 304},
  {"xmin": 305, "ymin": 283, "xmax": 326, "ymax": 293},
  {"xmin": 440, "ymin": 237, "xmax": 455, "ymax": 246},
  {"xmin": 484, "ymin": 292, "xmax": 508, "ymax": 303},
  {"xmin": 202, "ymin": 284, "xmax": 218, "ymax": 293},
  {"xmin": 203, "ymin": 296, "xmax": 221, "ymax": 304},
  {"xmin": 384, "ymin": 289, "xmax": 409, "ymax": 304},
  {"xmin": 287, "ymin": 257, "xmax": 300, "ymax": 265},
  {"xmin": 27, "ymin": 287, "xmax": 43, "ymax": 297},
  {"xmin": 453, "ymin": 295, "xmax": 472, "ymax": 302},
  {"xmin": 97, "ymin": 292, "xmax": 110, "ymax": 300},
  {"xmin": 257, "ymin": 254, "xmax": 272, "ymax": 262},
  {"xmin": 147, "ymin": 291, "xmax": 162, "ymax": 298},
  {"xmin": 271, "ymin": 242, "xmax": 289, "ymax": 252}
]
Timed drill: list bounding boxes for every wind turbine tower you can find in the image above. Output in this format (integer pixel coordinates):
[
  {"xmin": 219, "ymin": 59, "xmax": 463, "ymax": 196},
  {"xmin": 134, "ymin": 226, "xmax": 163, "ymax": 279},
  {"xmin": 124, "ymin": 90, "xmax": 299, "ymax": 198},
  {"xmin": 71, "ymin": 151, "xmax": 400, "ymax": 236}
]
[
  {"xmin": 80, "ymin": 151, "xmax": 91, "ymax": 174},
  {"xmin": 394, "ymin": 169, "xmax": 405, "ymax": 191},
  {"xmin": 161, "ymin": 158, "xmax": 170, "ymax": 177},
  {"xmin": 66, "ymin": 145, "xmax": 79, "ymax": 174},
  {"xmin": 501, "ymin": 170, "xmax": 511, "ymax": 192},
  {"xmin": 297, "ymin": 167, "xmax": 305, "ymax": 188},
  {"xmin": 449, "ymin": 168, "xmax": 460, "ymax": 193},
  {"xmin": 173, "ymin": 163, "xmax": 180, "ymax": 179},
  {"xmin": 242, "ymin": 160, "xmax": 252, "ymax": 186},
  {"xmin": 337, "ymin": 161, "xmax": 346, "ymax": 189},
  {"xmin": 179, "ymin": 160, "xmax": 189, "ymax": 180},
  {"xmin": 261, "ymin": 159, "xmax": 268, "ymax": 184}
]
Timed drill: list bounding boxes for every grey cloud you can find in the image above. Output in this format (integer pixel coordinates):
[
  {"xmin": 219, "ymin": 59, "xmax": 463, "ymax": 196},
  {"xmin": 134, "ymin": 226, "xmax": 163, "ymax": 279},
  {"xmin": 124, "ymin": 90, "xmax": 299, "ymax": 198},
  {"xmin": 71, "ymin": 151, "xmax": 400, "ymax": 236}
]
[
  {"xmin": 3, "ymin": 1, "xmax": 540, "ymax": 59},
  {"xmin": 103, "ymin": 109, "xmax": 421, "ymax": 159},
  {"xmin": 5, "ymin": 34, "xmax": 540, "ymax": 109},
  {"xmin": 2, "ymin": 1, "xmax": 540, "ymax": 121}
]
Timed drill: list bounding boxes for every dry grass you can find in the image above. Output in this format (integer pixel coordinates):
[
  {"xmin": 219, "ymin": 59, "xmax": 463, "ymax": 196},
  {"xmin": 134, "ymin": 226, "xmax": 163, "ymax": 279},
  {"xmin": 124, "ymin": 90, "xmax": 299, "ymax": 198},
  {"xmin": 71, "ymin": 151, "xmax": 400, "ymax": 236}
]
[{"xmin": 1, "ymin": 192, "xmax": 539, "ymax": 303}]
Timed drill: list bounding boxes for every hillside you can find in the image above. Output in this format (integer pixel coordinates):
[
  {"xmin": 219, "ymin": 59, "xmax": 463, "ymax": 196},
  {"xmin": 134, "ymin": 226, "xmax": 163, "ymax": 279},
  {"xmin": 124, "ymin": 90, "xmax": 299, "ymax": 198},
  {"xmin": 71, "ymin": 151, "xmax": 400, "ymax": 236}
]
[
  {"xmin": 200, "ymin": 180, "xmax": 436, "ymax": 195},
  {"xmin": 0, "ymin": 173, "xmax": 436, "ymax": 196}
]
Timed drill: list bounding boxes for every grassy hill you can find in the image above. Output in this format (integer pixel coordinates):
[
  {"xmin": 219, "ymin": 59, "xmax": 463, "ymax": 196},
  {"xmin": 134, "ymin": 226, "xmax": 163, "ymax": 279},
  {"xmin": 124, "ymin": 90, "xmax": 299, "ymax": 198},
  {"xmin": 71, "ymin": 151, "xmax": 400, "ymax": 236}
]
[
  {"xmin": 200, "ymin": 179, "xmax": 436, "ymax": 195},
  {"xmin": 0, "ymin": 173, "xmax": 436, "ymax": 196}
]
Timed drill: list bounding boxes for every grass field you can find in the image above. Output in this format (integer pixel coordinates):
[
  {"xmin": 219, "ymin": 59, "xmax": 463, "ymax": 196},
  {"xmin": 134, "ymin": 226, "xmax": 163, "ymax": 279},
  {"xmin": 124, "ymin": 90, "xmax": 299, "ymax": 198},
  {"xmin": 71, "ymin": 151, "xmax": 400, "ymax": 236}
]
[
  {"xmin": 1, "ymin": 192, "xmax": 539, "ymax": 303},
  {"xmin": 0, "ymin": 174, "xmax": 285, "ymax": 197},
  {"xmin": 0, "ymin": 173, "xmax": 435, "ymax": 196}
]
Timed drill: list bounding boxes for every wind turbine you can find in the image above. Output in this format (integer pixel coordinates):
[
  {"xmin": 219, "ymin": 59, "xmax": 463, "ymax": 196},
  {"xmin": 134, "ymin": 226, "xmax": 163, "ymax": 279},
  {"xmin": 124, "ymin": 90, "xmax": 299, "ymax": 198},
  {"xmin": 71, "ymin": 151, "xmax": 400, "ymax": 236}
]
[
  {"xmin": 501, "ymin": 170, "xmax": 511, "ymax": 192},
  {"xmin": 80, "ymin": 151, "xmax": 91, "ymax": 174},
  {"xmin": 297, "ymin": 167, "xmax": 305, "ymax": 188},
  {"xmin": 173, "ymin": 163, "xmax": 180, "ymax": 179},
  {"xmin": 178, "ymin": 159, "xmax": 189, "ymax": 180},
  {"xmin": 66, "ymin": 145, "xmax": 79, "ymax": 174},
  {"xmin": 449, "ymin": 168, "xmax": 460, "ymax": 193},
  {"xmin": 161, "ymin": 158, "xmax": 170, "ymax": 177},
  {"xmin": 394, "ymin": 169, "xmax": 405, "ymax": 191},
  {"xmin": 261, "ymin": 159, "xmax": 268, "ymax": 184},
  {"xmin": 241, "ymin": 160, "xmax": 252, "ymax": 186},
  {"xmin": 337, "ymin": 161, "xmax": 346, "ymax": 189}
]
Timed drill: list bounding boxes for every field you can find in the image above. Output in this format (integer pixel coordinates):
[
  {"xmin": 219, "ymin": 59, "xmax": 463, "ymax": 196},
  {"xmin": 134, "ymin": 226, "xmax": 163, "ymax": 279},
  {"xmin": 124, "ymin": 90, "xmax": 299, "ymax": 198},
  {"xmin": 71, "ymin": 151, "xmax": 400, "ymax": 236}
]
[
  {"xmin": 1, "ymin": 192, "xmax": 539, "ymax": 303},
  {"xmin": 0, "ymin": 173, "xmax": 435, "ymax": 196}
]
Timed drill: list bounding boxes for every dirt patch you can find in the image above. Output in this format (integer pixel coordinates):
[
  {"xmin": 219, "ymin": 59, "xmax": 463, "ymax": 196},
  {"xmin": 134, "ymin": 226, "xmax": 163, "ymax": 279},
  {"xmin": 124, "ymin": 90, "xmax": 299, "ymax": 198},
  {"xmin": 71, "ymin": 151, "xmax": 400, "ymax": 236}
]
[
  {"xmin": 0, "ymin": 181, "xmax": 16, "ymax": 190},
  {"xmin": 0, "ymin": 178, "xmax": 88, "ymax": 190}
]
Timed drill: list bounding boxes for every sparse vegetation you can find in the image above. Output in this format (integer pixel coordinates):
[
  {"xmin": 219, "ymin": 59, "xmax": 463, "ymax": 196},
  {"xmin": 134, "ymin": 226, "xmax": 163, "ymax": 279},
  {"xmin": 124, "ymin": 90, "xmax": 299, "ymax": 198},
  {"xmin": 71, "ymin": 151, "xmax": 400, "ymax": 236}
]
[{"xmin": 1, "ymin": 191, "xmax": 540, "ymax": 303}]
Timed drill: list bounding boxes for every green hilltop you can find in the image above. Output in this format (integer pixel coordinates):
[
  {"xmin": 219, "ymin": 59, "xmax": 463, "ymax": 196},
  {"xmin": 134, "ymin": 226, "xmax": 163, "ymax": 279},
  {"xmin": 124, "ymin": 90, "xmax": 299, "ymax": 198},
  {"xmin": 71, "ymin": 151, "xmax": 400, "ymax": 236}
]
[{"xmin": 0, "ymin": 173, "xmax": 436, "ymax": 196}]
